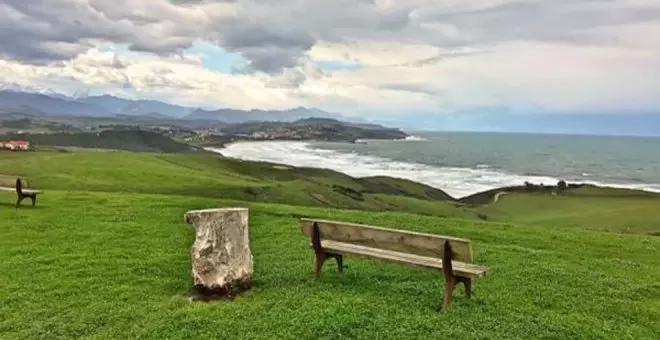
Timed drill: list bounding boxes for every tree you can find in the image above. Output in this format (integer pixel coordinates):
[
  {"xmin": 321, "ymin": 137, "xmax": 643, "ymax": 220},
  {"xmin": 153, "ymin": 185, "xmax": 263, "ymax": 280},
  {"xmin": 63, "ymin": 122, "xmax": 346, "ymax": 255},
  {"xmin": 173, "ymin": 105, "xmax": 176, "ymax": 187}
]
[{"xmin": 557, "ymin": 180, "xmax": 568, "ymax": 191}]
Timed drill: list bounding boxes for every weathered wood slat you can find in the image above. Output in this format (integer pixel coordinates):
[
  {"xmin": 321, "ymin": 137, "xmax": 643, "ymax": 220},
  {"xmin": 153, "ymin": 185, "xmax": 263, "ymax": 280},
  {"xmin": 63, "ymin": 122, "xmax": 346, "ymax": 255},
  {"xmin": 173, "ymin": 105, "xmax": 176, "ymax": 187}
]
[
  {"xmin": 0, "ymin": 187, "xmax": 42, "ymax": 194},
  {"xmin": 312, "ymin": 240, "xmax": 487, "ymax": 278},
  {"xmin": 301, "ymin": 218, "xmax": 474, "ymax": 263}
]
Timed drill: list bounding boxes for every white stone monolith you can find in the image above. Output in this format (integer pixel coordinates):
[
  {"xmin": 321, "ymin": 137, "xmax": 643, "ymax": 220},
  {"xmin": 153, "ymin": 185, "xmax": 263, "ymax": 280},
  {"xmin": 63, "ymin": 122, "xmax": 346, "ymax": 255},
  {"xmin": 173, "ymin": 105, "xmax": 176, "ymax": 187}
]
[{"xmin": 184, "ymin": 207, "xmax": 253, "ymax": 300}]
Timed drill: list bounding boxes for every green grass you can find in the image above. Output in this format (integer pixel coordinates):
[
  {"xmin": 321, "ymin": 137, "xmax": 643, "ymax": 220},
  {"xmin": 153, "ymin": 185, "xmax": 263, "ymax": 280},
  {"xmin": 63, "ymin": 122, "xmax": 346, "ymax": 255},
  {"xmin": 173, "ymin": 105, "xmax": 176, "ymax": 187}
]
[
  {"xmin": 476, "ymin": 189, "xmax": 660, "ymax": 236},
  {"xmin": 0, "ymin": 150, "xmax": 465, "ymax": 216},
  {"xmin": 1, "ymin": 190, "xmax": 659, "ymax": 339},
  {"xmin": 1, "ymin": 150, "xmax": 660, "ymax": 338},
  {"xmin": 5, "ymin": 150, "xmax": 659, "ymax": 236}
]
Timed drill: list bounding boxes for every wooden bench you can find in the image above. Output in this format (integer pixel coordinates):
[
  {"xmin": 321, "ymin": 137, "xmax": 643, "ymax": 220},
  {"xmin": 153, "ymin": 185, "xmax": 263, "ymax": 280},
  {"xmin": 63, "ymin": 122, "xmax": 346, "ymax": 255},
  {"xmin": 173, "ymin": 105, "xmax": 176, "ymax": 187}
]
[
  {"xmin": 0, "ymin": 175, "xmax": 42, "ymax": 207},
  {"xmin": 300, "ymin": 218, "xmax": 488, "ymax": 308}
]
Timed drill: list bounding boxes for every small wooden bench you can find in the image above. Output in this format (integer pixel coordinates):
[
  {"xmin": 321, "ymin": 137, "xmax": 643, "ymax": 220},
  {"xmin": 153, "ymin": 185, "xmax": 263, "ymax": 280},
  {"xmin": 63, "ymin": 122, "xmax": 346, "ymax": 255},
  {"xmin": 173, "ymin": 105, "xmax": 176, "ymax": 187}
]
[
  {"xmin": 300, "ymin": 218, "xmax": 488, "ymax": 308},
  {"xmin": 0, "ymin": 175, "xmax": 42, "ymax": 207}
]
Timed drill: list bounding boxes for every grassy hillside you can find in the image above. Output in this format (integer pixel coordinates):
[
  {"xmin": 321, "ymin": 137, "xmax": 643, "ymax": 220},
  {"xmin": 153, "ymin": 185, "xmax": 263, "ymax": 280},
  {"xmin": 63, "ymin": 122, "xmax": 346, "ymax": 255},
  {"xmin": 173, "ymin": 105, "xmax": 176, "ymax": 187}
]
[
  {"xmin": 222, "ymin": 118, "xmax": 408, "ymax": 142},
  {"xmin": 475, "ymin": 188, "xmax": 660, "ymax": 235},
  {"xmin": 2, "ymin": 150, "xmax": 660, "ymax": 236},
  {"xmin": 0, "ymin": 150, "xmax": 468, "ymax": 218},
  {"xmin": 1, "ymin": 150, "xmax": 660, "ymax": 338},
  {"xmin": 0, "ymin": 130, "xmax": 204, "ymax": 153},
  {"xmin": 0, "ymin": 191, "xmax": 658, "ymax": 339}
]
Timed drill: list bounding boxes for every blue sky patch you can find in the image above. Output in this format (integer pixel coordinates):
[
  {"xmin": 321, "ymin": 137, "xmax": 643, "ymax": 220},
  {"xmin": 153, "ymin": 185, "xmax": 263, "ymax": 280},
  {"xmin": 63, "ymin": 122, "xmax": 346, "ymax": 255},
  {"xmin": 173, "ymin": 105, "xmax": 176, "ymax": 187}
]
[
  {"xmin": 186, "ymin": 42, "xmax": 246, "ymax": 74},
  {"xmin": 316, "ymin": 60, "xmax": 362, "ymax": 72}
]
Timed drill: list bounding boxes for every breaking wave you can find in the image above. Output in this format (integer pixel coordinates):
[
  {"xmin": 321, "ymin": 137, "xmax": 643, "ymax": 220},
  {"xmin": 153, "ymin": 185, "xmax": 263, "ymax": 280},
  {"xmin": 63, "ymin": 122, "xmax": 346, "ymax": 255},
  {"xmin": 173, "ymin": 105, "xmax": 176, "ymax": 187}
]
[
  {"xmin": 401, "ymin": 135, "xmax": 428, "ymax": 141},
  {"xmin": 207, "ymin": 141, "xmax": 660, "ymax": 199}
]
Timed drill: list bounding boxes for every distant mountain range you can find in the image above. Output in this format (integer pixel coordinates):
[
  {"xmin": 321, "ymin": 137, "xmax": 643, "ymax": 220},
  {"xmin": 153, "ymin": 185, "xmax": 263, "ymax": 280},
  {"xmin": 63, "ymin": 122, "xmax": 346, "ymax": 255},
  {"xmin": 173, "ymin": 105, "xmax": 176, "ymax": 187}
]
[
  {"xmin": 4, "ymin": 88, "xmax": 657, "ymax": 137},
  {"xmin": 78, "ymin": 95, "xmax": 195, "ymax": 118},
  {"xmin": 0, "ymin": 90, "xmax": 351, "ymax": 124},
  {"xmin": 185, "ymin": 107, "xmax": 344, "ymax": 123}
]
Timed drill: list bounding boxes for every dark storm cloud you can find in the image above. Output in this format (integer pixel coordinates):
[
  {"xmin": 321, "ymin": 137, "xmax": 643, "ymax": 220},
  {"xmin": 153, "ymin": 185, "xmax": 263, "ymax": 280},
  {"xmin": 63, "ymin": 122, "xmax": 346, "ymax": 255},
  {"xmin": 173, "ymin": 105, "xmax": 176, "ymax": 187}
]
[
  {"xmin": 0, "ymin": 0, "xmax": 658, "ymax": 75},
  {"xmin": 0, "ymin": 0, "xmax": 209, "ymax": 62},
  {"xmin": 0, "ymin": 0, "xmax": 415, "ymax": 73},
  {"xmin": 206, "ymin": 0, "xmax": 415, "ymax": 73}
]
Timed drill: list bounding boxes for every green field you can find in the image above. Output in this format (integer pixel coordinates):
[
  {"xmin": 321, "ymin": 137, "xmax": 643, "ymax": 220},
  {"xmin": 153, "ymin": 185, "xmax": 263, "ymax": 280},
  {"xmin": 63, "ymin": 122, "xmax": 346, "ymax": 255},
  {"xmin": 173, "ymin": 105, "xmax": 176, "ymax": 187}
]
[
  {"xmin": 1, "ymin": 150, "xmax": 659, "ymax": 339},
  {"xmin": 0, "ymin": 151, "xmax": 466, "ymax": 217},
  {"xmin": 477, "ymin": 189, "xmax": 660, "ymax": 235}
]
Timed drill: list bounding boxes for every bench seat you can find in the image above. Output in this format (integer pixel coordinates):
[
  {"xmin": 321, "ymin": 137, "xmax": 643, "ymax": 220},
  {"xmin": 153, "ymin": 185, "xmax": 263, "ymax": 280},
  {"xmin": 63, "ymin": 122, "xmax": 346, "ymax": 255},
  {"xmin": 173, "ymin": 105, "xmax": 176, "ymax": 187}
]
[
  {"xmin": 313, "ymin": 240, "xmax": 487, "ymax": 278},
  {"xmin": 0, "ymin": 187, "xmax": 42, "ymax": 194}
]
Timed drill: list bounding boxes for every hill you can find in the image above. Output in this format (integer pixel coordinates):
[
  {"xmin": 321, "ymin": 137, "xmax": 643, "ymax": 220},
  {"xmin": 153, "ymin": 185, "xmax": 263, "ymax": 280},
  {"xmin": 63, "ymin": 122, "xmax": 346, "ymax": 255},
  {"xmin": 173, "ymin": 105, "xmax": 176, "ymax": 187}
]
[
  {"xmin": 474, "ymin": 186, "xmax": 660, "ymax": 235},
  {"xmin": 0, "ymin": 151, "xmax": 464, "ymax": 217},
  {"xmin": 78, "ymin": 95, "xmax": 195, "ymax": 118},
  {"xmin": 0, "ymin": 115, "xmax": 408, "ymax": 149},
  {"xmin": 0, "ymin": 90, "xmax": 354, "ymax": 124},
  {"xmin": 220, "ymin": 118, "xmax": 408, "ymax": 142},
  {"xmin": 0, "ymin": 90, "xmax": 112, "ymax": 117},
  {"xmin": 0, "ymin": 130, "xmax": 205, "ymax": 153},
  {"xmin": 1, "ymin": 150, "xmax": 659, "ymax": 236},
  {"xmin": 0, "ymin": 151, "xmax": 658, "ymax": 338},
  {"xmin": 0, "ymin": 112, "xmax": 228, "ymax": 133}
]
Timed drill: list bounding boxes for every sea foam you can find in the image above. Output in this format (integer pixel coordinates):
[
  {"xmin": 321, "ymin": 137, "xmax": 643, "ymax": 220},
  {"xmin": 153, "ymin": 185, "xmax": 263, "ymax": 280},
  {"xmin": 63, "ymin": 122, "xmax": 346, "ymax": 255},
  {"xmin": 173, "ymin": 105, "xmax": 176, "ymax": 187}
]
[
  {"xmin": 401, "ymin": 135, "xmax": 428, "ymax": 141},
  {"xmin": 211, "ymin": 141, "xmax": 660, "ymax": 198},
  {"xmin": 208, "ymin": 141, "xmax": 563, "ymax": 198},
  {"xmin": 209, "ymin": 141, "xmax": 660, "ymax": 198}
]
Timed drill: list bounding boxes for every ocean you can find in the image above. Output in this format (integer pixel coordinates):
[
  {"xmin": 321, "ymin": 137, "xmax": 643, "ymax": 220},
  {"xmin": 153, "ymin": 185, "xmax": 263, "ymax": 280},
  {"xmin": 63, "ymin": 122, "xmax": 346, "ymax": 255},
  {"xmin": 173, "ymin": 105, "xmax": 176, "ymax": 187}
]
[{"xmin": 209, "ymin": 132, "xmax": 660, "ymax": 199}]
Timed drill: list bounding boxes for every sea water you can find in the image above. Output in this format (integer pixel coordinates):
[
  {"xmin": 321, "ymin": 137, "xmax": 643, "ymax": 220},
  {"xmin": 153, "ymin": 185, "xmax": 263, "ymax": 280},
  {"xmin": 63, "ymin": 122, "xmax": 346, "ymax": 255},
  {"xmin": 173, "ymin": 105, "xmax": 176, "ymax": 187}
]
[{"xmin": 209, "ymin": 132, "xmax": 660, "ymax": 199}]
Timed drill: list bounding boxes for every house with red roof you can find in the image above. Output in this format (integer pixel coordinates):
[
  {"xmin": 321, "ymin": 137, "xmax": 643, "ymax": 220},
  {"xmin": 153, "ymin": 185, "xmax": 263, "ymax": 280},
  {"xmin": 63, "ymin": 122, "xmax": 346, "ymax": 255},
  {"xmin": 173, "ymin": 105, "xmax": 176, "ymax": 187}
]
[{"xmin": 0, "ymin": 140, "xmax": 31, "ymax": 151}]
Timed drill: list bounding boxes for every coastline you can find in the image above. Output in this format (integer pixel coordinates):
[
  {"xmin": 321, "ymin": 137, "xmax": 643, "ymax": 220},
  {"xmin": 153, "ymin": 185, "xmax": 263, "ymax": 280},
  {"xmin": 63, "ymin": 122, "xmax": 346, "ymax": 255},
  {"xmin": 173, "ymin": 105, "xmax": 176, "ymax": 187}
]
[
  {"xmin": 204, "ymin": 133, "xmax": 426, "ymax": 149},
  {"xmin": 206, "ymin": 139, "xmax": 660, "ymax": 200}
]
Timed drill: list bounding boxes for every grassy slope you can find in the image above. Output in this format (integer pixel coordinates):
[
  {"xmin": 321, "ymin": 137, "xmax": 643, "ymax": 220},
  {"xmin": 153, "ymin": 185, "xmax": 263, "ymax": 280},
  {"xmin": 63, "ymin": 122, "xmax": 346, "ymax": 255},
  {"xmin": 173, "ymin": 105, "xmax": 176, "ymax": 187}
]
[
  {"xmin": 0, "ymin": 151, "xmax": 475, "ymax": 219},
  {"xmin": 1, "ymin": 130, "xmax": 205, "ymax": 153},
  {"xmin": 4, "ymin": 150, "xmax": 660, "ymax": 236},
  {"xmin": 1, "ymin": 191, "xmax": 659, "ymax": 339},
  {"xmin": 476, "ymin": 188, "xmax": 660, "ymax": 235}
]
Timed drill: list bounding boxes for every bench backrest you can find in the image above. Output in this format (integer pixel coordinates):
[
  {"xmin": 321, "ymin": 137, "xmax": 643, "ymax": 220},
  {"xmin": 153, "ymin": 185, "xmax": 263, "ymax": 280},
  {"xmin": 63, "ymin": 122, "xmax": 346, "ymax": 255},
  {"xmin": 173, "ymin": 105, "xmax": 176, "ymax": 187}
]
[
  {"xmin": 300, "ymin": 218, "xmax": 474, "ymax": 263},
  {"xmin": 0, "ymin": 175, "xmax": 30, "ymax": 188}
]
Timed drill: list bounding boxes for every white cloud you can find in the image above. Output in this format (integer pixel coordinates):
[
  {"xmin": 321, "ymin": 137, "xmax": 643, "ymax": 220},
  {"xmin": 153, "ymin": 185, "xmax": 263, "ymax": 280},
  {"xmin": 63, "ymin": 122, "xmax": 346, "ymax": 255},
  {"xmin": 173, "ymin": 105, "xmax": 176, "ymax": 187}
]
[{"xmin": 0, "ymin": 0, "xmax": 659, "ymax": 115}]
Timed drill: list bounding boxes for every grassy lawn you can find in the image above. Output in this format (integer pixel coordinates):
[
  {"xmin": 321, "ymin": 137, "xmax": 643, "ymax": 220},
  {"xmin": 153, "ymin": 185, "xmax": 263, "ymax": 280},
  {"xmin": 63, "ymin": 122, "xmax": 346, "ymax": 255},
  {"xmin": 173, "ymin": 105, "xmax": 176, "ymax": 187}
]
[
  {"xmin": 0, "ymin": 151, "xmax": 467, "ymax": 217},
  {"xmin": 1, "ymin": 150, "xmax": 660, "ymax": 339},
  {"xmin": 1, "ymin": 190, "xmax": 659, "ymax": 339},
  {"xmin": 477, "ymin": 190, "xmax": 660, "ymax": 235},
  {"xmin": 4, "ymin": 150, "xmax": 660, "ymax": 237}
]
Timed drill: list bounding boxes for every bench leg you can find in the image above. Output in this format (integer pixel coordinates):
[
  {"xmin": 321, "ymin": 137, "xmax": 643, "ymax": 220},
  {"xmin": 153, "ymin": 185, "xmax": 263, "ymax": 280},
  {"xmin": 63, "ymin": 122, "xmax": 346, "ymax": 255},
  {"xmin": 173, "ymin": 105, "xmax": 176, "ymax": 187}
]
[
  {"xmin": 443, "ymin": 276, "xmax": 457, "ymax": 308},
  {"xmin": 15, "ymin": 194, "xmax": 24, "ymax": 208},
  {"xmin": 335, "ymin": 254, "xmax": 344, "ymax": 273},
  {"xmin": 442, "ymin": 277, "xmax": 472, "ymax": 308},
  {"xmin": 441, "ymin": 239, "xmax": 458, "ymax": 309},
  {"xmin": 314, "ymin": 253, "xmax": 326, "ymax": 278},
  {"xmin": 314, "ymin": 253, "xmax": 344, "ymax": 277},
  {"xmin": 458, "ymin": 277, "xmax": 472, "ymax": 299},
  {"xmin": 15, "ymin": 194, "xmax": 36, "ymax": 208}
]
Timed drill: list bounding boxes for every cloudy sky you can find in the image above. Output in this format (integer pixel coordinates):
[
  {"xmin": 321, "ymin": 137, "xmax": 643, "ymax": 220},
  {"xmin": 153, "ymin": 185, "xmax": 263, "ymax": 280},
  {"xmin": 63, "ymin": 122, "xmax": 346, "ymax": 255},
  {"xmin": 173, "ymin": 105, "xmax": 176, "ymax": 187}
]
[{"xmin": 1, "ymin": 0, "xmax": 659, "ymax": 118}]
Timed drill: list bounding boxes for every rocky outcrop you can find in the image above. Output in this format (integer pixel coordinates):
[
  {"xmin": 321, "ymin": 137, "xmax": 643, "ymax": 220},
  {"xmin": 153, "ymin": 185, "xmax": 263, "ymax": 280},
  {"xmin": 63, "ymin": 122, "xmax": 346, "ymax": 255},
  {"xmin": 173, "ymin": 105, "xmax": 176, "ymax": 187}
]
[{"xmin": 184, "ymin": 207, "xmax": 253, "ymax": 300}]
